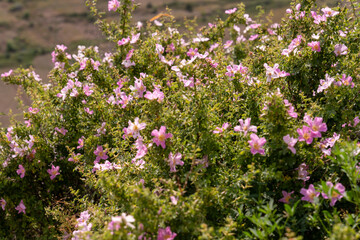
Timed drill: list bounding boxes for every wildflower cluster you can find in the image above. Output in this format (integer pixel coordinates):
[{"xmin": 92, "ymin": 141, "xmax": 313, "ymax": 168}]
[{"xmin": 0, "ymin": 0, "xmax": 359, "ymax": 239}]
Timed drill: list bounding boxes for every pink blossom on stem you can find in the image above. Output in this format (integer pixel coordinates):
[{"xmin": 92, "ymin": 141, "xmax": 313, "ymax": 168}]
[
  {"xmin": 297, "ymin": 126, "xmax": 313, "ymax": 144},
  {"xmin": 283, "ymin": 135, "xmax": 298, "ymax": 154},
  {"xmin": 308, "ymin": 41, "xmax": 321, "ymax": 52},
  {"xmin": 248, "ymin": 34, "xmax": 259, "ymax": 41},
  {"xmin": 279, "ymin": 191, "xmax": 294, "ymax": 204},
  {"xmin": 234, "ymin": 118, "xmax": 257, "ymax": 136},
  {"xmin": 321, "ymin": 7, "xmax": 339, "ymax": 17},
  {"xmin": 144, "ymin": 86, "xmax": 164, "ymax": 103},
  {"xmin": 322, "ymin": 182, "xmax": 345, "ymax": 206},
  {"xmin": 94, "ymin": 145, "xmax": 108, "ymax": 164},
  {"xmin": 225, "ymin": 8, "xmax": 237, "ymax": 14},
  {"xmin": 248, "ymin": 133, "xmax": 266, "ymax": 155},
  {"xmin": 151, "ymin": 126, "xmax": 173, "ymax": 149},
  {"xmin": 213, "ymin": 122, "xmax": 230, "ymax": 134},
  {"xmin": 170, "ymin": 196, "xmax": 178, "ymax": 205},
  {"xmin": 297, "ymin": 163, "xmax": 310, "ymax": 182},
  {"xmin": 77, "ymin": 136, "xmax": 85, "ymax": 149},
  {"xmin": 1, "ymin": 69, "xmax": 13, "ymax": 78},
  {"xmin": 340, "ymin": 74, "xmax": 354, "ymax": 88},
  {"xmin": 28, "ymin": 107, "xmax": 39, "ymax": 114},
  {"xmin": 118, "ymin": 37, "xmax": 130, "ymax": 46},
  {"xmin": 353, "ymin": 117, "xmax": 360, "ymax": 127},
  {"xmin": 119, "ymin": 94, "xmax": 133, "ymax": 108},
  {"xmin": 17, "ymin": 164, "xmax": 25, "ymax": 178},
  {"xmin": 127, "ymin": 117, "xmax": 146, "ymax": 138},
  {"xmin": 108, "ymin": 213, "xmax": 135, "ymax": 234},
  {"xmin": 157, "ymin": 226, "xmax": 177, "ymax": 240},
  {"xmin": 132, "ymin": 137, "xmax": 148, "ymax": 160},
  {"xmin": 304, "ymin": 115, "xmax": 327, "ymax": 138},
  {"xmin": 108, "ymin": 0, "xmax": 120, "ymax": 11},
  {"xmin": 15, "ymin": 200, "xmax": 26, "ymax": 214},
  {"xmin": 1, "ymin": 198, "xmax": 6, "ymax": 210},
  {"xmin": 311, "ymin": 11, "xmax": 327, "ymax": 24},
  {"xmin": 129, "ymin": 78, "xmax": 146, "ymax": 98},
  {"xmin": 47, "ymin": 165, "xmax": 60, "ymax": 180},
  {"xmin": 167, "ymin": 152, "xmax": 184, "ymax": 172},
  {"xmin": 334, "ymin": 44, "xmax": 348, "ymax": 56},
  {"xmin": 55, "ymin": 127, "xmax": 68, "ymax": 136},
  {"xmin": 317, "ymin": 74, "xmax": 335, "ymax": 93},
  {"xmin": 300, "ymin": 184, "xmax": 319, "ymax": 203}
]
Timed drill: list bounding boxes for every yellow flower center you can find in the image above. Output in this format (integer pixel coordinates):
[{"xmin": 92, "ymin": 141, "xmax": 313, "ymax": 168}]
[
  {"xmin": 312, "ymin": 125, "xmax": 319, "ymax": 131},
  {"xmin": 158, "ymin": 134, "xmax": 166, "ymax": 142},
  {"xmin": 331, "ymin": 191, "xmax": 339, "ymax": 198},
  {"xmin": 253, "ymin": 142, "xmax": 260, "ymax": 150},
  {"xmin": 303, "ymin": 132, "xmax": 310, "ymax": 140}
]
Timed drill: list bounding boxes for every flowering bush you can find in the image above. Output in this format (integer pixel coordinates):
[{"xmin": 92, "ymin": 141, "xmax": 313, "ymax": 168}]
[{"xmin": 0, "ymin": 0, "xmax": 360, "ymax": 239}]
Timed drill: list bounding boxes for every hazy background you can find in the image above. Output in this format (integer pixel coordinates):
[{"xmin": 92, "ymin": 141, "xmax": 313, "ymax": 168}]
[{"xmin": 0, "ymin": 0, "xmax": 337, "ymax": 126}]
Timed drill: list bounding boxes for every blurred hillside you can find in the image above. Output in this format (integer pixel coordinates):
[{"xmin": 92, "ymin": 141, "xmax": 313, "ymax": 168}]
[{"xmin": 0, "ymin": 0, "xmax": 338, "ymax": 126}]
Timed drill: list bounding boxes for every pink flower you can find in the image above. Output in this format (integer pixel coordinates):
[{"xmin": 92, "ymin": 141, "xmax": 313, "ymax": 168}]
[
  {"xmin": 321, "ymin": 7, "xmax": 339, "ymax": 17},
  {"xmin": 132, "ymin": 137, "xmax": 148, "ymax": 160},
  {"xmin": 108, "ymin": 213, "xmax": 135, "ymax": 234},
  {"xmin": 213, "ymin": 122, "xmax": 230, "ymax": 134},
  {"xmin": 47, "ymin": 165, "xmax": 60, "ymax": 180},
  {"xmin": 170, "ymin": 196, "xmax": 178, "ymax": 205},
  {"xmin": 130, "ymin": 78, "xmax": 146, "ymax": 98},
  {"xmin": 311, "ymin": 11, "xmax": 327, "ymax": 24},
  {"xmin": 317, "ymin": 74, "xmax": 335, "ymax": 93},
  {"xmin": 283, "ymin": 135, "xmax": 298, "ymax": 154},
  {"xmin": 108, "ymin": 0, "xmax": 120, "ymax": 11},
  {"xmin": 83, "ymin": 84, "xmax": 94, "ymax": 96},
  {"xmin": 248, "ymin": 34, "xmax": 259, "ymax": 41},
  {"xmin": 119, "ymin": 94, "xmax": 133, "ymax": 108},
  {"xmin": 68, "ymin": 153, "xmax": 81, "ymax": 162},
  {"xmin": 225, "ymin": 8, "xmax": 237, "ymax": 14},
  {"xmin": 322, "ymin": 182, "xmax": 345, "ymax": 206},
  {"xmin": 130, "ymin": 33, "xmax": 140, "ymax": 44},
  {"xmin": 94, "ymin": 145, "xmax": 109, "ymax": 164},
  {"xmin": 297, "ymin": 126, "xmax": 313, "ymax": 144},
  {"xmin": 127, "ymin": 117, "xmax": 146, "ymax": 138},
  {"xmin": 144, "ymin": 86, "xmax": 164, "ymax": 103},
  {"xmin": 1, "ymin": 69, "xmax": 13, "ymax": 78},
  {"xmin": 15, "ymin": 200, "xmax": 26, "ymax": 214},
  {"xmin": 167, "ymin": 152, "xmax": 184, "ymax": 172},
  {"xmin": 300, "ymin": 184, "xmax": 320, "ymax": 203},
  {"xmin": 297, "ymin": 163, "xmax": 310, "ymax": 182},
  {"xmin": 287, "ymin": 106, "xmax": 298, "ymax": 118},
  {"xmin": 55, "ymin": 127, "xmax": 68, "ymax": 136},
  {"xmin": 340, "ymin": 74, "xmax": 354, "ymax": 88},
  {"xmin": 0, "ymin": 198, "xmax": 6, "ymax": 211},
  {"xmin": 28, "ymin": 107, "xmax": 39, "ymax": 114},
  {"xmin": 248, "ymin": 133, "xmax": 266, "ymax": 155},
  {"xmin": 279, "ymin": 191, "xmax": 294, "ymax": 204},
  {"xmin": 157, "ymin": 226, "xmax": 177, "ymax": 240},
  {"xmin": 304, "ymin": 115, "xmax": 327, "ymax": 138},
  {"xmin": 334, "ymin": 44, "xmax": 348, "ymax": 56},
  {"xmin": 151, "ymin": 126, "xmax": 173, "ymax": 149},
  {"xmin": 187, "ymin": 48, "xmax": 198, "ymax": 58},
  {"xmin": 77, "ymin": 136, "xmax": 85, "ymax": 149},
  {"xmin": 223, "ymin": 40, "xmax": 233, "ymax": 49},
  {"xmin": 234, "ymin": 118, "xmax": 257, "ymax": 136},
  {"xmin": 353, "ymin": 117, "xmax": 360, "ymax": 127},
  {"xmin": 17, "ymin": 165, "xmax": 25, "ymax": 178},
  {"xmin": 308, "ymin": 41, "xmax": 321, "ymax": 52},
  {"xmin": 117, "ymin": 37, "xmax": 130, "ymax": 46}
]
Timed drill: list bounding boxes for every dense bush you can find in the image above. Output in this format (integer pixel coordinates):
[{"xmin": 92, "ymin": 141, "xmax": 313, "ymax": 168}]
[{"xmin": 0, "ymin": 0, "xmax": 359, "ymax": 239}]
